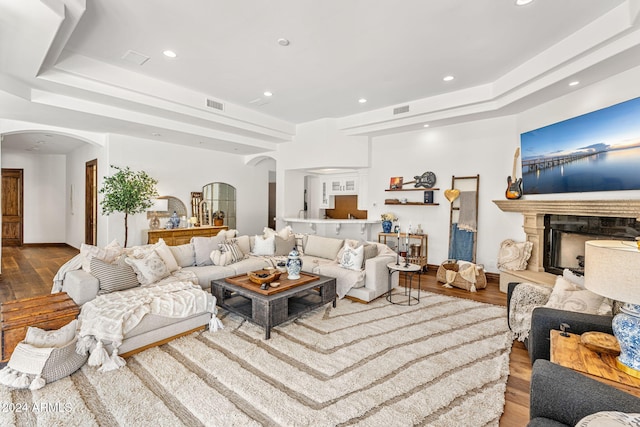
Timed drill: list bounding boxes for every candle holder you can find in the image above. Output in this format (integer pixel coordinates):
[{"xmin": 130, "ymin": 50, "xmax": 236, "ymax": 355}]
[{"xmin": 404, "ymin": 238, "xmax": 410, "ymax": 268}]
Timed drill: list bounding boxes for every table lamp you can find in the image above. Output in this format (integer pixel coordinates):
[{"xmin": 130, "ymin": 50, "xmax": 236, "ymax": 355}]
[
  {"xmin": 584, "ymin": 240, "xmax": 640, "ymax": 378},
  {"xmin": 147, "ymin": 199, "xmax": 168, "ymax": 229}
]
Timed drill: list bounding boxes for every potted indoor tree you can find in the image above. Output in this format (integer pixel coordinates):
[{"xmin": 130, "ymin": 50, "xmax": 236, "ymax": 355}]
[{"xmin": 99, "ymin": 165, "xmax": 158, "ymax": 247}]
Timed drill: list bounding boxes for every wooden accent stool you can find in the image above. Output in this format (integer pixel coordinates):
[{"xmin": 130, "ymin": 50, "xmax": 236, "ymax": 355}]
[
  {"xmin": 1, "ymin": 292, "xmax": 80, "ymax": 362},
  {"xmin": 550, "ymin": 330, "xmax": 640, "ymax": 398}
]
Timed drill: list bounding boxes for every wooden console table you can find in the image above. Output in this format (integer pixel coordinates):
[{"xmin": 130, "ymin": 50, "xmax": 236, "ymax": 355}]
[
  {"xmin": 146, "ymin": 225, "xmax": 227, "ymax": 245},
  {"xmin": 550, "ymin": 330, "xmax": 640, "ymax": 398}
]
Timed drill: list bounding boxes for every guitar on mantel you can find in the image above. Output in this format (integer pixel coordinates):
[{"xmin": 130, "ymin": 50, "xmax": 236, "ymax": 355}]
[{"xmin": 505, "ymin": 147, "xmax": 523, "ymax": 200}]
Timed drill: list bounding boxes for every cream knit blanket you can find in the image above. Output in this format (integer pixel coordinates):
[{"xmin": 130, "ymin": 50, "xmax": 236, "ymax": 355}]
[{"xmin": 77, "ymin": 281, "xmax": 222, "ymax": 371}]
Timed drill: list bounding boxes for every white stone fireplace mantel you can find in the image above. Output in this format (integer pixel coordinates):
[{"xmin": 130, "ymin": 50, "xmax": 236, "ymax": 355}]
[{"xmin": 493, "ymin": 199, "xmax": 640, "ymax": 291}]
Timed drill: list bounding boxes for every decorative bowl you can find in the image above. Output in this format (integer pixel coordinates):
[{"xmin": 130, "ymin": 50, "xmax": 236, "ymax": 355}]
[{"xmin": 248, "ymin": 269, "xmax": 282, "ymax": 285}]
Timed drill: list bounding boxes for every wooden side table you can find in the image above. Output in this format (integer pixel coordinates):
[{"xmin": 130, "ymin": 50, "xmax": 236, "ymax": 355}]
[
  {"xmin": 1, "ymin": 292, "xmax": 80, "ymax": 362},
  {"xmin": 550, "ymin": 330, "xmax": 640, "ymax": 398}
]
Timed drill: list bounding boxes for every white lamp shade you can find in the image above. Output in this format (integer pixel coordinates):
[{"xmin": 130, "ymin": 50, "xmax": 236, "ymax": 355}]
[
  {"xmin": 149, "ymin": 199, "xmax": 168, "ymax": 212},
  {"xmin": 584, "ymin": 240, "xmax": 640, "ymax": 305}
]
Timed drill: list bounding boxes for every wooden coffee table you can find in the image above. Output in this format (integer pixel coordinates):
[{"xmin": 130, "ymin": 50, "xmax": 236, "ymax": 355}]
[{"xmin": 211, "ymin": 272, "xmax": 336, "ymax": 339}]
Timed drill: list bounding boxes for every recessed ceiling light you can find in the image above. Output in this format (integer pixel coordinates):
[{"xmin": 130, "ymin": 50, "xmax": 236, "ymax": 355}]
[
  {"xmin": 163, "ymin": 50, "xmax": 177, "ymax": 58},
  {"xmin": 277, "ymin": 38, "xmax": 290, "ymax": 47},
  {"xmin": 569, "ymin": 81, "xmax": 580, "ymax": 86},
  {"xmin": 423, "ymin": 124, "xmax": 430, "ymax": 128},
  {"xmin": 443, "ymin": 75, "xmax": 454, "ymax": 82},
  {"xmin": 515, "ymin": 0, "xmax": 533, "ymax": 5},
  {"xmin": 151, "ymin": 132, "xmax": 162, "ymax": 137},
  {"xmin": 358, "ymin": 98, "xmax": 367, "ymax": 104},
  {"xmin": 263, "ymin": 91, "xmax": 273, "ymax": 97}
]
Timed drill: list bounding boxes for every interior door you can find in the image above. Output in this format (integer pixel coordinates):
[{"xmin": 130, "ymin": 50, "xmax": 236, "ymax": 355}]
[
  {"xmin": 2, "ymin": 169, "xmax": 24, "ymax": 246},
  {"xmin": 85, "ymin": 159, "xmax": 98, "ymax": 245}
]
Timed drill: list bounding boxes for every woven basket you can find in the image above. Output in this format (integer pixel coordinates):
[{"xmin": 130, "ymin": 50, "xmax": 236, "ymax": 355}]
[
  {"xmin": 41, "ymin": 338, "xmax": 88, "ymax": 383},
  {"xmin": 436, "ymin": 262, "xmax": 487, "ymax": 292}
]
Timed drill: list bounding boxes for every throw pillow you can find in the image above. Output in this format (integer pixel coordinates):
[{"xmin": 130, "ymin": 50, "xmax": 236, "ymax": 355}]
[
  {"xmin": 80, "ymin": 239, "xmax": 122, "ymax": 272},
  {"xmin": 545, "ymin": 276, "xmax": 605, "ymax": 314},
  {"xmin": 340, "ymin": 245, "xmax": 364, "ymax": 271},
  {"xmin": 563, "ymin": 268, "xmax": 585, "ymax": 288},
  {"xmin": 233, "ymin": 235, "xmax": 251, "ymax": 255},
  {"xmin": 154, "ymin": 239, "xmax": 179, "ymax": 272},
  {"xmin": 294, "ymin": 234, "xmax": 305, "ymax": 255},
  {"xmin": 210, "ymin": 249, "xmax": 233, "ymax": 266},
  {"xmin": 125, "ymin": 250, "xmax": 171, "ymax": 285},
  {"xmin": 252, "ymin": 235, "xmax": 275, "ymax": 256},
  {"xmin": 263, "ymin": 226, "xmax": 293, "ymax": 240},
  {"xmin": 24, "ymin": 319, "xmax": 77, "ymax": 348},
  {"xmin": 577, "ymin": 411, "xmax": 640, "ymax": 426},
  {"xmin": 362, "ymin": 244, "xmax": 379, "ymax": 269},
  {"xmin": 169, "ymin": 243, "xmax": 195, "ymax": 268},
  {"xmin": 275, "ymin": 234, "xmax": 296, "ymax": 256},
  {"xmin": 304, "ymin": 235, "xmax": 344, "ymax": 260},
  {"xmin": 219, "ymin": 242, "xmax": 244, "ymax": 263},
  {"xmin": 90, "ymin": 256, "xmax": 140, "ymax": 294},
  {"xmin": 497, "ymin": 239, "xmax": 533, "ymax": 271},
  {"xmin": 192, "ymin": 235, "xmax": 225, "ymax": 266}
]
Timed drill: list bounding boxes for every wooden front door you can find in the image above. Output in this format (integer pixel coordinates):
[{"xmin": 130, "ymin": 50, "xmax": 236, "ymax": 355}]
[
  {"xmin": 85, "ymin": 159, "xmax": 97, "ymax": 245},
  {"xmin": 2, "ymin": 169, "xmax": 24, "ymax": 246}
]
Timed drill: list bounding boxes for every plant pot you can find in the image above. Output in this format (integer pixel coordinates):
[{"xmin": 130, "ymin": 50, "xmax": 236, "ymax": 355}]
[
  {"xmin": 214, "ymin": 219, "xmax": 224, "ymax": 226},
  {"xmin": 382, "ymin": 220, "xmax": 392, "ymax": 233}
]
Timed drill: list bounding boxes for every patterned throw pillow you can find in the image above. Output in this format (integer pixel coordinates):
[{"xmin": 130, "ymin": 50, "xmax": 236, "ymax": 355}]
[
  {"xmin": 497, "ymin": 239, "xmax": 533, "ymax": 271},
  {"xmin": 125, "ymin": 251, "xmax": 170, "ymax": 286},
  {"xmin": 91, "ymin": 256, "xmax": 140, "ymax": 294},
  {"xmin": 544, "ymin": 276, "xmax": 604, "ymax": 314},
  {"xmin": 340, "ymin": 245, "xmax": 365, "ymax": 271},
  {"xmin": 80, "ymin": 239, "xmax": 123, "ymax": 272},
  {"xmin": 24, "ymin": 319, "xmax": 77, "ymax": 348},
  {"xmin": 219, "ymin": 242, "xmax": 244, "ymax": 263}
]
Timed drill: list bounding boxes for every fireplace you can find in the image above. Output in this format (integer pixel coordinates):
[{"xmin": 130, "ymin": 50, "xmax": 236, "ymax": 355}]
[
  {"xmin": 544, "ymin": 214, "xmax": 640, "ymax": 275},
  {"xmin": 493, "ymin": 199, "xmax": 640, "ymax": 291}
]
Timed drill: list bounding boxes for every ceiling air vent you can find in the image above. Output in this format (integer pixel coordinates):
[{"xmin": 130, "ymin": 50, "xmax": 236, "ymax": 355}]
[
  {"xmin": 393, "ymin": 105, "xmax": 410, "ymax": 115},
  {"xmin": 206, "ymin": 98, "xmax": 224, "ymax": 111}
]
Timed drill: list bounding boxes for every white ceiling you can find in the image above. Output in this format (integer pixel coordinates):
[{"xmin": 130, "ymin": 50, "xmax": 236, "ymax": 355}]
[{"xmin": 1, "ymin": 0, "xmax": 639, "ymax": 154}]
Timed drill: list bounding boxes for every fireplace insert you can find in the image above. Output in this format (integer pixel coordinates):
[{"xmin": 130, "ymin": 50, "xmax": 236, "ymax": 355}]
[{"xmin": 544, "ymin": 214, "xmax": 640, "ymax": 275}]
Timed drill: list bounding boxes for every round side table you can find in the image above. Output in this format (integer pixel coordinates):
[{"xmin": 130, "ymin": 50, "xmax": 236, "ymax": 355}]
[{"xmin": 386, "ymin": 262, "xmax": 422, "ymax": 306}]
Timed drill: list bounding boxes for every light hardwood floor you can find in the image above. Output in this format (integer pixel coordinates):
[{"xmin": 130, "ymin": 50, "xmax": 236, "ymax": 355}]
[{"xmin": 0, "ymin": 245, "xmax": 531, "ymax": 426}]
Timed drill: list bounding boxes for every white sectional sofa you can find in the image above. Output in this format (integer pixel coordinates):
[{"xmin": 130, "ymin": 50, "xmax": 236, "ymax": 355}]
[{"xmin": 54, "ymin": 229, "xmax": 399, "ymax": 354}]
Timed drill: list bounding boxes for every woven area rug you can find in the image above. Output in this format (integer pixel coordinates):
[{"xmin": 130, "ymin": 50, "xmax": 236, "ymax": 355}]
[{"xmin": 1, "ymin": 290, "xmax": 512, "ymax": 426}]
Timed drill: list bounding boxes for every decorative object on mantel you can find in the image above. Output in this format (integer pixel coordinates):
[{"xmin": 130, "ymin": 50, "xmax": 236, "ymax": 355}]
[
  {"xmin": 380, "ymin": 212, "xmax": 397, "ymax": 233},
  {"xmin": 505, "ymin": 147, "xmax": 523, "ymax": 200},
  {"xmin": 444, "ymin": 189, "xmax": 460, "ymax": 202},
  {"xmin": 286, "ymin": 247, "xmax": 303, "ymax": 280}
]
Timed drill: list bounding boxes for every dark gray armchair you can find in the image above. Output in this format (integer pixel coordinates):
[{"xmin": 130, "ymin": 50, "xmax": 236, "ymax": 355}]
[
  {"xmin": 529, "ymin": 360, "xmax": 640, "ymax": 426},
  {"xmin": 506, "ymin": 282, "xmax": 613, "ymax": 363}
]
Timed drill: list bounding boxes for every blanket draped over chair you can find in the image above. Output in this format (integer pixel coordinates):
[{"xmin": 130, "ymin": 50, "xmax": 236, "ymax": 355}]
[
  {"xmin": 76, "ymin": 281, "xmax": 222, "ymax": 372},
  {"xmin": 508, "ymin": 282, "xmax": 553, "ymax": 341}
]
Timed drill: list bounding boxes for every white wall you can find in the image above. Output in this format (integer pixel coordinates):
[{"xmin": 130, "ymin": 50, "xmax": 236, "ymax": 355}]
[
  {"xmin": 104, "ymin": 135, "xmax": 271, "ymax": 247},
  {"xmin": 65, "ymin": 141, "xmax": 107, "ymax": 248},
  {"xmin": 1, "ymin": 151, "xmax": 67, "ymax": 243},
  {"xmin": 367, "ymin": 116, "xmax": 523, "ymax": 272}
]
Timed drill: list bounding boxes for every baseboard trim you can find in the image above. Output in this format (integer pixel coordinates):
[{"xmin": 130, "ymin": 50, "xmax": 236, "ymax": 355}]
[{"xmin": 22, "ymin": 243, "xmax": 74, "ymax": 248}]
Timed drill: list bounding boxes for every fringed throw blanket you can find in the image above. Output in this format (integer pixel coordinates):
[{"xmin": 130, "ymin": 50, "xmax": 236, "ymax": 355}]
[
  {"xmin": 508, "ymin": 282, "xmax": 553, "ymax": 342},
  {"xmin": 76, "ymin": 281, "xmax": 223, "ymax": 372}
]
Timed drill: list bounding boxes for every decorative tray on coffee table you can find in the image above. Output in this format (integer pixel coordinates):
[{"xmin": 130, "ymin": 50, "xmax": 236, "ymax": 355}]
[{"xmin": 225, "ymin": 271, "xmax": 320, "ymax": 295}]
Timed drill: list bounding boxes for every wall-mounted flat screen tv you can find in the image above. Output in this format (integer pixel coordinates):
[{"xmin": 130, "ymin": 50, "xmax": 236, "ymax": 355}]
[{"xmin": 520, "ymin": 96, "xmax": 640, "ymax": 195}]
